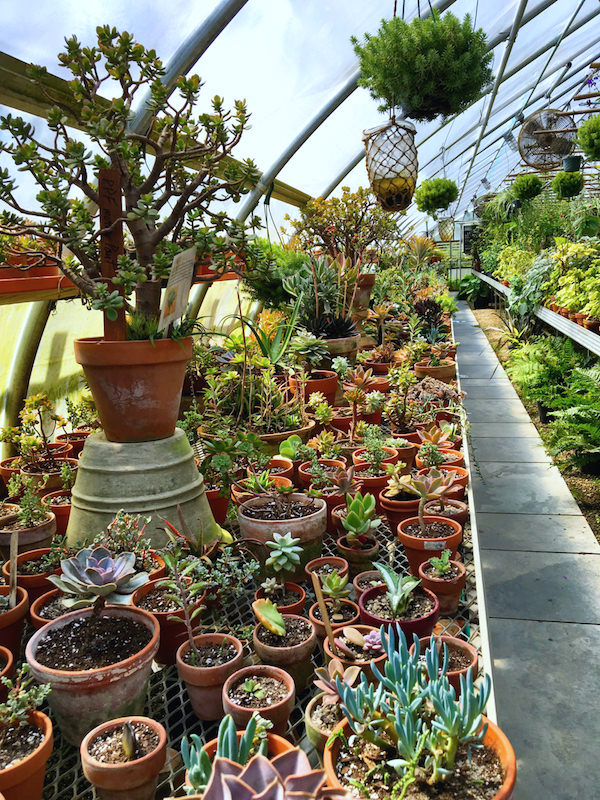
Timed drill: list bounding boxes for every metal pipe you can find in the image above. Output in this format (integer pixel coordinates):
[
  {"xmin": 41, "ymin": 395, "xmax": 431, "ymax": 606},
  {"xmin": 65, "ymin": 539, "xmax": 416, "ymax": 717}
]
[
  {"xmin": 236, "ymin": 0, "xmax": 457, "ymax": 221},
  {"xmin": 321, "ymin": 151, "xmax": 365, "ymax": 199},
  {"xmin": 455, "ymin": 0, "xmax": 529, "ymax": 208},
  {"xmin": 129, "ymin": 0, "xmax": 250, "ymax": 134},
  {"xmin": 1, "ymin": 301, "xmax": 52, "ymax": 460}
]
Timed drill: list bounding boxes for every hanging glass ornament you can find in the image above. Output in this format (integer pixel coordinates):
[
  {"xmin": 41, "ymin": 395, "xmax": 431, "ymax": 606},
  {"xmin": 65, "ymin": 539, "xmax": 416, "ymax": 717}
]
[
  {"xmin": 437, "ymin": 216, "xmax": 455, "ymax": 242},
  {"xmin": 363, "ymin": 119, "xmax": 418, "ymax": 212}
]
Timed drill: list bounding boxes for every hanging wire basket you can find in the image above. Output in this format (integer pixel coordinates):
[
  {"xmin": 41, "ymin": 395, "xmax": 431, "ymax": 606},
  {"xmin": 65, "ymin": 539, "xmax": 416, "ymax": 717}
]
[
  {"xmin": 437, "ymin": 216, "xmax": 455, "ymax": 242},
  {"xmin": 363, "ymin": 119, "xmax": 418, "ymax": 212}
]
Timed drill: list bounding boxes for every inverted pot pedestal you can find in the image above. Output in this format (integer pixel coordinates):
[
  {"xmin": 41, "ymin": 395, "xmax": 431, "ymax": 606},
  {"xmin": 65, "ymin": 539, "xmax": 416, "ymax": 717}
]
[{"xmin": 67, "ymin": 428, "xmax": 219, "ymax": 547}]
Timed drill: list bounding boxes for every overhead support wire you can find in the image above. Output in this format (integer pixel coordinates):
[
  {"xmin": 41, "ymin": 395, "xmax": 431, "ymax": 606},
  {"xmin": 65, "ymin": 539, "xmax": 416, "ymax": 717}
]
[{"xmin": 128, "ymin": 0, "xmax": 250, "ymax": 134}]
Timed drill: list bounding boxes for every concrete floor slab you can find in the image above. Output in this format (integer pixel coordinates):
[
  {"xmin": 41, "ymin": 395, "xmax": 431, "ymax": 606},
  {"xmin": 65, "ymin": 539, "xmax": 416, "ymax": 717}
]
[
  {"xmin": 481, "ymin": 549, "xmax": 600, "ymax": 622},
  {"xmin": 487, "ymin": 618, "xmax": 600, "ymax": 800},
  {"xmin": 458, "ymin": 364, "xmax": 507, "ymax": 380},
  {"xmin": 469, "ymin": 436, "xmax": 551, "ymax": 464},
  {"xmin": 460, "ymin": 383, "xmax": 520, "ymax": 400},
  {"xmin": 468, "ymin": 422, "xmax": 540, "ymax": 438},
  {"xmin": 464, "ymin": 398, "xmax": 531, "ymax": 424},
  {"xmin": 471, "ymin": 462, "xmax": 582, "ymax": 515},
  {"xmin": 476, "ymin": 512, "xmax": 600, "ymax": 553}
]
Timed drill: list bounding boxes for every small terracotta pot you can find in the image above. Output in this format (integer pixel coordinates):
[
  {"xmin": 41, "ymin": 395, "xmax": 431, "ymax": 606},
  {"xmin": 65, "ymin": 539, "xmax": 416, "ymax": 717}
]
[
  {"xmin": 308, "ymin": 599, "xmax": 360, "ymax": 639},
  {"xmin": 305, "ymin": 693, "xmax": 338, "ymax": 753},
  {"xmin": 388, "ymin": 442, "xmax": 418, "ymax": 470},
  {"xmin": 323, "ymin": 624, "xmax": 387, "ymax": 683},
  {"xmin": 390, "ymin": 429, "xmax": 421, "ymax": 445},
  {"xmin": 289, "ymin": 370, "xmax": 338, "ymax": 406},
  {"xmin": 353, "ymin": 465, "xmax": 389, "ymax": 511},
  {"xmin": 418, "ymin": 558, "xmax": 466, "ymax": 615},
  {"xmin": 415, "ymin": 448, "xmax": 464, "ymax": 470},
  {"xmin": 56, "ymin": 431, "xmax": 90, "ymax": 457},
  {"xmin": 297, "ymin": 459, "xmax": 346, "ymax": 489},
  {"xmin": 205, "ymin": 487, "xmax": 230, "ymax": 524},
  {"xmin": 352, "ymin": 570, "xmax": 384, "ymax": 603},
  {"xmin": 379, "ymin": 488, "xmax": 420, "ymax": 527},
  {"xmin": 323, "ymin": 717, "xmax": 516, "ymax": 799},
  {"xmin": 343, "ymin": 375, "xmax": 389, "ymax": 393},
  {"xmin": 222, "ymin": 664, "xmax": 295, "ymax": 735},
  {"xmin": 2, "ymin": 548, "xmax": 60, "ymax": 604},
  {"xmin": 423, "ymin": 499, "xmax": 469, "ymax": 527},
  {"xmin": 81, "ymin": 716, "xmax": 166, "ymax": 800},
  {"xmin": 132, "ymin": 579, "xmax": 207, "ymax": 665},
  {"xmin": 201, "ymin": 730, "xmax": 293, "ymax": 761},
  {"xmin": 258, "ymin": 420, "xmax": 316, "ymax": 456},
  {"xmin": 26, "ymin": 605, "xmax": 159, "ymax": 745},
  {"xmin": 360, "ymin": 359, "xmax": 392, "ymax": 376},
  {"xmin": 305, "ymin": 556, "xmax": 349, "ymax": 582},
  {"xmin": 411, "ymin": 635, "xmax": 478, "ymax": 696},
  {"xmin": 29, "ymin": 588, "xmax": 63, "ymax": 630},
  {"xmin": 398, "ymin": 515, "xmax": 463, "ymax": 577},
  {"xmin": 0, "ymin": 513, "xmax": 56, "ymax": 560},
  {"xmin": 353, "ymin": 447, "xmax": 399, "ymax": 467},
  {"xmin": 335, "ymin": 529, "xmax": 380, "ymax": 577},
  {"xmin": 254, "ymin": 582, "xmax": 306, "ymax": 616},
  {"xmin": 41, "ymin": 490, "xmax": 71, "ymax": 537},
  {"xmin": 359, "ymin": 584, "xmax": 439, "ymax": 638},
  {"xmin": 0, "ymin": 646, "xmax": 15, "ymax": 703},
  {"xmin": 21, "ymin": 458, "xmax": 78, "ymax": 495},
  {"xmin": 0, "ymin": 710, "xmax": 53, "ymax": 800},
  {"xmin": 0, "ymin": 458, "xmax": 20, "ymax": 491},
  {"xmin": 176, "ymin": 633, "xmax": 244, "ymax": 721},
  {"xmin": 583, "ymin": 317, "xmax": 600, "ymax": 332},
  {"xmin": 0, "ymin": 586, "xmax": 28, "ymax": 663},
  {"xmin": 253, "ymin": 615, "xmax": 317, "ymax": 672},
  {"xmin": 254, "ymin": 456, "xmax": 295, "ymax": 482},
  {"xmin": 309, "ymin": 485, "xmax": 347, "ymax": 533}
]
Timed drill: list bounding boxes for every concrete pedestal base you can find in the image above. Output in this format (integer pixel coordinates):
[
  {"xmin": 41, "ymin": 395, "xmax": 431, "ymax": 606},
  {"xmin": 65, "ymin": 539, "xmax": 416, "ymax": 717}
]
[{"xmin": 66, "ymin": 428, "xmax": 219, "ymax": 548}]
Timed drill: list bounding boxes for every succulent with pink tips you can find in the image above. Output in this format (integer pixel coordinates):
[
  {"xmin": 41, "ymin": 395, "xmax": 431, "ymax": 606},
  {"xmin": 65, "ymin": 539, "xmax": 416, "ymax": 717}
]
[{"xmin": 313, "ymin": 658, "xmax": 360, "ymax": 705}]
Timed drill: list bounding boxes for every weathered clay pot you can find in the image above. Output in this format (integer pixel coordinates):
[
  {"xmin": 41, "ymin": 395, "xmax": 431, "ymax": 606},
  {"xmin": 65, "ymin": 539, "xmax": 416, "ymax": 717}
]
[
  {"xmin": 418, "ymin": 558, "xmax": 466, "ymax": 615},
  {"xmin": 305, "ymin": 556, "xmax": 349, "ymax": 582},
  {"xmin": 335, "ymin": 532, "xmax": 380, "ymax": 577},
  {"xmin": 205, "ymin": 487, "xmax": 230, "ymax": 524},
  {"xmin": 322, "ymin": 334, "xmax": 361, "ymax": 367},
  {"xmin": 398, "ymin": 515, "xmax": 463, "ymax": 576},
  {"xmin": 0, "ymin": 645, "xmax": 14, "ymax": 703},
  {"xmin": 258, "ymin": 420, "xmax": 316, "ymax": 456},
  {"xmin": 352, "ymin": 570, "xmax": 384, "ymax": 603},
  {"xmin": 176, "ymin": 633, "xmax": 244, "ymax": 721},
  {"xmin": 81, "ymin": 716, "xmax": 166, "ymax": 800},
  {"xmin": 29, "ymin": 588, "xmax": 64, "ymax": 630},
  {"xmin": 0, "ymin": 586, "xmax": 29, "ymax": 663},
  {"xmin": 222, "ymin": 664, "xmax": 295, "ymax": 735},
  {"xmin": 254, "ymin": 582, "xmax": 306, "ymax": 616},
  {"xmin": 308, "ymin": 599, "xmax": 360, "ymax": 639},
  {"xmin": 26, "ymin": 605, "xmax": 159, "ymax": 745},
  {"xmin": 0, "ymin": 512, "xmax": 56, "ymax": 560},
  {"xmin": 21, "ymin": 458, "xmax": 78, "ymax": 495},
  {"xmin": 41, "ymin": 491, "xmax": 71, "ymax": 537},
  {"xmin": 297, "ymin": 459, "xmax": 346, "ymax": 489},
  {"xmin": 414, "ymin": 359, "xmax": 456, "ymax": 383},
  {"xmin": 56, "ymin": 431, "xmax": 90, "ymax": 457},
  {"xmin": 253, "ymin": 615, "xmax": 317, "ymax": 690},
  {"xmin": 423, "ymin": 498, "xmax": 469, "ymax": 527},
  {"xmin": 322, "ymin": 624, "xmax": 387, "ymax": 683},
  {"xmin": 359, "ymin": 584, "xmax": 439, "ymax": 639},
  {"xmin": 0, "ymin": 710, "xmax": 53, "ymax": 800},
  {"xmin": 1, "ymin": 548, "xmax": 60, "ymax": 604}
]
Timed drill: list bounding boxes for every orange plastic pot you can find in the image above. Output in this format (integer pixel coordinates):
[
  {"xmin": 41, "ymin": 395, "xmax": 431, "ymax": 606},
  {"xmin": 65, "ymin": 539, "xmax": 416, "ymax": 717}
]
[
  {"xmin": 41, "ymin": 490, "xmax": 71, "ymax": 537},
  {"xmin": 398, "ymin": 515, "xmax": 463, "ymax": 576},
  {"xmin": 0, "ymin": 586, "xmax": 28, "ymax": 662},
  {"xmin": 289, "ymin": 370, "xmax": 338, "ymax": 405},
  {"xmin": 74, "ymin": 336, "xmax": 193, "ymax": 442},
  {"xmin": 2, "ymin": 548, "xmax": 60, "ymax": 604},
  {"xmin": 418, "ymin": 558, "xmax": 466, "ymax": 615},
  {"xmin": 254, "ymin": 582, "xmax": 306, "ymax": 616},
  {"xmin": 222, "ymin": 664, "xmax": 295, "ymax": 735},
  {"xmin": 411, "ymin": 635, "xmax": 477, "ymax": 696},
  {"xmin": 81, "ymin": 716, "xmax": 166, "ymax": 800},
  {"xmin": 0, "ymin": 710, "xmax": 53, "ymax": 800},
  {"xmin": 418, "ymin": 466, "xmax": 469, "ymax": 501}
]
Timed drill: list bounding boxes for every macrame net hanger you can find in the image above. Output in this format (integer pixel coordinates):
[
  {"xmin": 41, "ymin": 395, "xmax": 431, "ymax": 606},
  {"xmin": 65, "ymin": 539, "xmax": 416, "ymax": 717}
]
[
  {"xmin": 437, "ymin": 146, "xmax": 455, "ymax": 241},
  {"xmin": 363, "ymin": 0, "xmax": 419, "ymax": 212}
]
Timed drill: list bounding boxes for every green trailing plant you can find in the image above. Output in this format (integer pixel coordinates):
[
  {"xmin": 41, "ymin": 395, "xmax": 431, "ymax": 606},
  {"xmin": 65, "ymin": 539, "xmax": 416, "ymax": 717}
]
[
  {"xmin": 373, "ymin": 561, "xmax": 421, "ymax": 618},
  {"xmin": 576, "ymin": 114, "xmax": 600, "ymax": 162},
  {"xmin": 552, "ymin": 170, "xmax": 584, "ymax": 199},
  {"xmin": 0, "ymin": 666, "xmax": 51, "ymax": 747},
  {"xmin": 340, "ymin": 492, "xmax": 380, "ymax": 548},
  {"xmin": 428, "ymin": 548, "xmax": 452, "ymax": 577},
  {"xmin": 59, "ymin": 462, "xmax": 75, "ymax": 492},
  {"xmin": 511, "ymin": 174, "xmax": 544, "ymax": 201},
  {"xmin": 334, "ymin": 627, "xmax": 491, "ymax": 798},
  {"xmin": 414, "ymin": 178, "xmax": 458, "ymax": 218},
  {"xmin": 6, "ymin": 474, "xmax": 47, "ymax": 528},
  {"xmin": 352, "ymin": 11, "xmax": 493, "ymax": 121},
  {"xmin": 181, "ymin": 713, "xmax": 270, "ymax": 795}
]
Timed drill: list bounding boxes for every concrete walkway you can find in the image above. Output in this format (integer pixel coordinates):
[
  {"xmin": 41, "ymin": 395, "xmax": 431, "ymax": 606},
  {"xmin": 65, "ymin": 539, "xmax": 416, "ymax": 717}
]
[{"xmin": 454, "ymin": 302, "xmax": 600, "ymax": 799}]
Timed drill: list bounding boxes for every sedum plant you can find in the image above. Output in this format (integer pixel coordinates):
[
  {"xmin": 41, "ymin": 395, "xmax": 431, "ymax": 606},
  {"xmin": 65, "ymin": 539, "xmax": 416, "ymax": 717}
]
[
  {"xmin": 6, "ymin": 474, "xmax": 48, "ymax": 529},
  {"xmin": 374, "ymin": 561, "xmax": 421, "ymax": 618},
  {"xmin": 48, "ymin": 546, "xmax": 149, "ymax": 610},
  {"xmin": 334, "ymin": 626, "xmax": 491, "ymax": 798},
  {"xmin": 0, "ymin": 665, "xmax": 51, "ymax": 748}
]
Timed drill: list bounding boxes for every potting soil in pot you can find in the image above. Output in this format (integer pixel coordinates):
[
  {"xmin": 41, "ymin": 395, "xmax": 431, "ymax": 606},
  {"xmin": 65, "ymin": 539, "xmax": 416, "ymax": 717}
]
[
  {"xmin": 267, "ymin": 588, "xmax": 302, "ymax": 607},
  {"xmin": 421, "ymin": 563, "xmax": 462, "ymax": 581},
  {"xmin": 311, "ymin": 603, "xmax": 356, "ymax": 624},
  {"xmin": 242, "ymin": 499, "xmax": 319, "ymax": 520},
  {"xmin": 364, "ymin": 589, "xmax": 434, "ymax": 621},
  {"xmin": 88, "ymin": 722, "xmax": 159, "ymax": 763},
  {"xmin": 333, "ymin": 737, "xmax": 504, "ymax": 800},
  {"xmin": 310, "ymin": 698, "xmax": 343, "ymax": 734},
  {"xmin": 182, "ymin": 642, "xmax": 238, "ymax": 667},
  {"xmin": 227, "ymin": 676, "xmax": 288, "ymax": 708},
  {"xmin": 256, "ymin": 617, "xmax": 311, "ymax": 647},
  {"xmin": 34, "ymin": 616, "xmax": 152, "ymax": 670},
  {"xmin": 135, "ymin": 585, "xmax": 180, "ymax": 613},
  {"xmin": 402, "ymin": 520, "xmax": 456, "ymax": 539},
  {"xmin": 38, "ymin": 597, "xmax": 70, "ymax": 622}
]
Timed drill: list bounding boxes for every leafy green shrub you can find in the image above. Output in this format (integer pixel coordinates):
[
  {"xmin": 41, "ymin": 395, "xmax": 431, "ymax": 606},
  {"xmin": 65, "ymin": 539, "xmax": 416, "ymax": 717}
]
[
  {"xmin": 546, "ymin": 366, "xmax": 600, "ymax": 472},
  {"xmin": 506, "ymin": 336, "xmax": 585, "ymax": 407},
  {"xmin": 414, "ymin": 178, "xmax": 458, "ymax": 217},
  {"xmin": 494, "ymin": 245, "xmax": 534, "ymax": 283},
  {"xmin": 458, "ymin": 273, "xmax": 490, "ymax": 306},
  {"xmin": 507, "ymin": 254, "xmax": 554, "ymax": 317},
  {"xmin": 576, "ymin": 115, "xmax": 600, "ymax": 162},
  {"xmin": 511, "ymin": 174, "xmax": 544, "ymax": 202},
  {"xmin": 552, "ymin": 171, "xmax": 584, "ymax": 199},
  {"xmin": 352, "ymin": 11, "xmax": 493, "ymax": 121}
]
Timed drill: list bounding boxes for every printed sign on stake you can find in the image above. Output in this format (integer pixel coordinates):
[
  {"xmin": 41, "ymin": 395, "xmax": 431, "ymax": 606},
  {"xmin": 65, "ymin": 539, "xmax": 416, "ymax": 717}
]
[{"xmin": 157, "ymin": 246, "xmax": 197, "ymax": 333}]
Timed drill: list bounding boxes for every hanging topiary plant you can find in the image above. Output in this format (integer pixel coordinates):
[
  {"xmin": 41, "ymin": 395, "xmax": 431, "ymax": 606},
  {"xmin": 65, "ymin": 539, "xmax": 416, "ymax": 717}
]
[
  {"xmin": 511, "ymin": 174, "xmax": 544, "ymax": 202},
  {"xmin": 577, "ymin": 115, "xmax": 600, "ymax": 162},
  {"xmin": 552, "ymin": 171, "xmax": 584, "ymax": 200},
  {"xmin": 352, "ymin": 11, "xmax": 494, "ymax": 122},
  {"xmin": 414, "ymin": 178, "xmax": 458, "ymax": 218}
]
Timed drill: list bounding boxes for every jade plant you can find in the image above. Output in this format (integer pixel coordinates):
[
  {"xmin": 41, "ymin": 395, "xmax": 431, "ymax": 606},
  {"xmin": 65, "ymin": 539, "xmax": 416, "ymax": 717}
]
[
  {"xmin": 334, "ymin": 626, "xmax": 491, "ymax": 798},
  {"xmin": 0, "ymin": 26, "xmax": 260, "ymax": 327},
  {"xmin": 340, "ymin": 492, "xmax": 380, "ymax": 549}
]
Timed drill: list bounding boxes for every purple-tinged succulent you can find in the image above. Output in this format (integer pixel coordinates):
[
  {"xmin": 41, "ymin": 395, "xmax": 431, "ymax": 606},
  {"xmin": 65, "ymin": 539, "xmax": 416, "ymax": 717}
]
[
  {"xmin": 49, "ymin": 546, "xmax": 149, "ymax": 608},
  {"xmin": 314, "ymin": 658, "xmax": 360, "ymax": 705},
  {"xmin": 363, "ymin": 629, "xmax": 383, "ymax": 654}
]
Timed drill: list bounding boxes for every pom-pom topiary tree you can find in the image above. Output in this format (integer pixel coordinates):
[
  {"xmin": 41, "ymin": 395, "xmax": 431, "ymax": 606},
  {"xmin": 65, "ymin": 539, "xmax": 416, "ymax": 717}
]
[
  {"xmin": 414, "ymin": 178, "xmax": 458, "ymax": 218},
  {"xmin": 552, "ymin": 171, "xmax": 584, "ymax": 200},
  {"xmin": 511, "ymin": 174, "xmax": 544, "ymax": 202},
  {"xmin": 576, "ymin": 115, "xmax": 600, "ymax": 162}
]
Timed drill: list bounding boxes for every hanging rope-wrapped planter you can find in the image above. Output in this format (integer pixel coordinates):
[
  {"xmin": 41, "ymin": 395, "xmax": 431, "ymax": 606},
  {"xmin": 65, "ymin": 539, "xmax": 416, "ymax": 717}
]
[
  {"xmin": 363, "ymin": 119, "xmax": 418, "ymax": 212},
  {"xmin": 437, "ymin": 216, "xmax": 455, "ymax": 242}
]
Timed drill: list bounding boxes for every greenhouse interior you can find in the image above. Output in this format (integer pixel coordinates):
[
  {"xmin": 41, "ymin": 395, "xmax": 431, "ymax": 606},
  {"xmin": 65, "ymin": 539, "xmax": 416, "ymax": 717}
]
[{"xmin": 0, "ymin": 0, "xmax": 599, "ymax": 798}]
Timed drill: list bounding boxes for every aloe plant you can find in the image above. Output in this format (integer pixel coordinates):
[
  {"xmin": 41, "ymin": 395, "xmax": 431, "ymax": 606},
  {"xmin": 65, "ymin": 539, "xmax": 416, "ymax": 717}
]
[{"xmin": 374, "ymin": 561, "xmax": 420, "ymax": 619}]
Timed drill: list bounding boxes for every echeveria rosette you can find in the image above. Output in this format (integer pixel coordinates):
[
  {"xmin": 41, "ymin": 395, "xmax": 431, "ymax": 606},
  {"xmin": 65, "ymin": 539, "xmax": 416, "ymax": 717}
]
[{"xmin": 49, "ymin": 546, "xmax": 149, "ymax": 608}]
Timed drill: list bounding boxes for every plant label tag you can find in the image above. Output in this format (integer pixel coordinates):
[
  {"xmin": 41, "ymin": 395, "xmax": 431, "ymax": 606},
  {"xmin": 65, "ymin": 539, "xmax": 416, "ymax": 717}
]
[
  {"xmin": 424, "ymin": 542, "xmax": 444, "ymax": 550},
  {"xmin": 158, "ymin": 246, "xmax": 197, "ymax": 333}
]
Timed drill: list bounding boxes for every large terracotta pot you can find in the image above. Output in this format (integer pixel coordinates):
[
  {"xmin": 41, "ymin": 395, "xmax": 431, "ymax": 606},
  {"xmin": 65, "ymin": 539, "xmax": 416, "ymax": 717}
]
[
  {"xmin": 1, "ymin": 548, "xmax": 60, "ymax": 604},
  {"xmin": 258, "ymin": 420, "xmax": 316, "ymax": 456},
  {"xmin": 0, "ymin": 513, "xmax": 56, "ymax": 560},
  {"xmin": 222, "ymin": 664, "xmax": 295, "ymax": 735},
  {"xmin": 74, "ymin": 336, "xmax": 193, "ymax": 442},
  {"xmin": 0, "ymin": 710, "xmax": 53, "ymax": 800},
  {"xmin": 0, "ymin": 586, "xmax": 29, "ymax": 663},
  {"xmin": 26, "ymin": 605, "xmax": 159, "ymax": 744},
  {"xmin": 81, "ymin": 716, "xmax": 166, "ymax": 800},
  {"xmin": 41, "ymin": 490, "xmax": 71, "ymax": 537},
  {"xmin": 418, "ymin": 558, "xmax": 466, "ymax": 615},
  {"xmin": 322, "ymin": 334, "xmax": 361, "ymax": 367},
  {"xmin": 414, "ymin": 359, "xmax": 456, "ymax": 384},
  {"xmin": 323, "ymin": 717, "xmax": 516, "ymax": 799},
  {"xmin": 176, "ymin": 633, "xmax": 244, "ymax": 721},
  {"xmin": 289, "ymin": 370, "xmax": 338, "ymax": 406},
  {"xmin": 398, "ymin": 515, "xmax": 463, "ymax": 576},
  {"xmin": 238, "ymin": 494, "xmax": 326, "ymax": 578},
  {"xmin": 132, "ymin": 579, "xmax": 206, "ymax": 665},
  {"xmin": 411, "ymin": 635, "xmax": 477, "ymax": 696},
  {"xmin": 254, "ymin": 582, "xmax": 306, "ymax": 616},
  {"xmin": 359, "ymin": 584, "xmax": 439, "ymax": 638}
]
